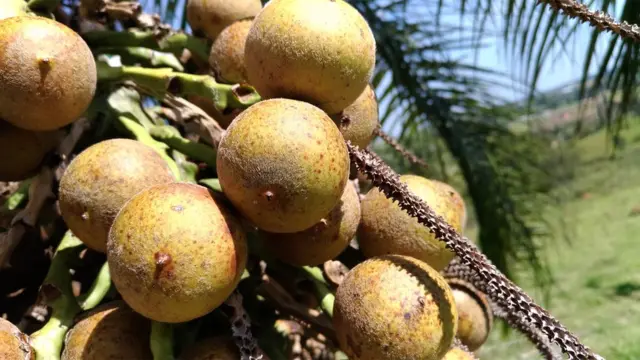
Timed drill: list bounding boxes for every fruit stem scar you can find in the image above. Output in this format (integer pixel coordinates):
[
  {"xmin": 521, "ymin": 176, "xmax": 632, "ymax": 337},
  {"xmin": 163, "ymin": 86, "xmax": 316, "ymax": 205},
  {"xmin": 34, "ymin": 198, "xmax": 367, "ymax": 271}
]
[
  {"xmin": 263, "ymin": 191, "xmax": 274, "ymax": 201},
  {"xmin": 154, "ymin": 252, "xmax": 173, "ymax": 280}
]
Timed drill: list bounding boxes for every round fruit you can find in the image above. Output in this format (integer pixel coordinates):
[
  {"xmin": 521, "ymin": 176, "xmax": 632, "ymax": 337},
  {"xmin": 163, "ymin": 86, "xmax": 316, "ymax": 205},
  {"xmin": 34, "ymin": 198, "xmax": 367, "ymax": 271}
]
[
  {"xmin": 0, "ymin": 317, "xmax": 33, "ymax": 360},
  {"xmin": 357, "ymin": 174, "xmax": 462, "ymax": 271},
  {"xmin": 244, "ymin": 0, "xmax": 376, "ymax": 115},
  {"xmin": 178, "ymin": 336, "xmax": 239, "ymax": 360},
  {"xmin": 209, "ymin": 19, "xmax": 252, "ymax": 84},
  {"xmin": 186, "ymin": 0, "xmax": 262, "ymax": 40},
  {"xmin": 58, "ymin": 138, "xmax": 176, "ymax": 253},
  {"xmin": 106, "ymin": 182, "xmax": 248, "ymax": 323},
  {"xmin": 442, "ymin": 347, "xmax": 475, "ymax": 360},
  {"xmin": 260, "ymin": 182, "xmax": 360, "ymax": 266},
  {"xmin": 217, "ymin": 98, "xmax": 350, "ymax": 233},
  {"xmin": 0, "ymin": 16, "xmax": 97, "ymax": 131},
  {"xmin": 333, "ymin": 255, "xmax": 458, "ymax": 360},
  {"xmin": 449, "ymin": 278, "xmax": 493, "ymax": 351},
  {"xmin": 61, "ymin": 301, "xmax": 152, "ymax": 360},
  {"xmin": 432, "ymin": 179, "xmax": 467, "ymax": 232},
  {"xmin": 330, "ymin": 84, "xmax": 379, "ymax": 149},
  {"xmin": 0, "ymin": 0, "xmax": 30, "ymax": 21},
  {"xmin": 0, "ymin": 120, "xmax": 61, "ymax": 182}
]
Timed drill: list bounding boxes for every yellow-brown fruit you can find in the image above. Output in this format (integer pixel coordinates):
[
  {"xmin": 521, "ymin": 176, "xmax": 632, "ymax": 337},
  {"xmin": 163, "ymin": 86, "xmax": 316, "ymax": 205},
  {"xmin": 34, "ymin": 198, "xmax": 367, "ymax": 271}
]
[
  {"xmin": 0, "ymin": 16, "xmax": 97, "ymax": 131},
  {"xmin": 244, "ymin": 0, "xmax": 376, "ymax": 115},
  {"xmin": 449, "ymin": 279, "xmax": 493, "ymax": 352},
  {"xmin": 0, "ymin": 120, "xmax": 61, "ymax": 181},
  {"xmin": 186, "ymin": 0, "xmax": 262, "ymax": 40},
  {"xmin": 178, "ymin": 336, "xmax": 239, "ymax": 360},
  {"xmin": 442, "ymin": 347, "xmax": 475, "ymax": 360},
  {"xmin": 0, "ymin": 0, "xmax": 30, "ymax": 21},
  {"xmin": 0, "ymin": 317, "xmax": 34, "ymax": 360},
  {"xmin": 217, "ymin": 98, "xmax": 350, "ymax": 233},
  {"xmin": 107, "ymin": 182, "xmax": 248, "ymax": 323},
  {"xmin": 209, "ymin": 19, "xmax": 252, "ymax": 84},
  {"xmin": 357, "ymin": 174, "xmax": 462, "ymax": 271},
  {"xmin": 333, "ymin": 255, "xmax": 458, "ymax": 360},
  {"xmin": 260, "ymin": 182, "xmax": 360, "ymax": 266},
  {"xmin": 330, "ymin": 84, "xmax": 379, "ymax": 149},
  {"xmin": 432, "ymin": 179, "xmax": 467, "ymax": 232},
  {"xmin": 58, "ymin": 139, "xmax": 176, "ymax": 253},
  {"xmin": 61, "ymin": 301, "xmax": 152, "ymax": 360}
]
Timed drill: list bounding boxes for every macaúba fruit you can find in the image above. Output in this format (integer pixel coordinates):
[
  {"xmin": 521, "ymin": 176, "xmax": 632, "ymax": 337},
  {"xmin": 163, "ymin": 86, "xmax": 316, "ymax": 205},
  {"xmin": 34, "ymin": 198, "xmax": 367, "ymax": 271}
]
[
  {"xmin": 209, "ymin": 19, "xmax": 253, "ymax": 84},
  {"xmin": 442, "ymin": 347, "xmax": 475, "ymax": 360},
  {"xmin": 357, "ymin": 174, "xmax": 462, "ymax": 271},
  {"xmin": 106, "ymin": 182, "xmax": 248, "ymax": 323},
  {"xmin": 0, "ymin": 317, "xmax": 33, "ymax": 360},
  {"xmin": 58, "ymin": 138, "xmax": 176, "ymax": 253},
  {"xmin": 432, "ymin": 179, "xmax": 467, "ymax": 232},
  {"xmin": 0, "ymin": 16, "xmax": 97, "ymax": 131},
  {"xmin": 186, "ymin": 0, "xmax": 262, "ymax": 40},
  {"xmin": 330, "ymin": 84, "xmax": 380, "ymax": 149},
  {"xmin": 260, "ymin": 182, "xmax": 360, "ymax": 266},
  {"xmin": 0, "ymin": 0, "xmax": 30, "ymax": 21},
  {"xmin": 178, "ymin": 336, "xmax": 239, "ymax": 360},
  {"xmin": 448, "ymin": 278, "xmax": 493, "ymax": 352},
  {"xmin": 333, "ymin": 255, "xmax": 458, "ymax": 360},
  {"xmin": 217, "ymin": 98, "xmax": 350, "ymax": 233},
  {"xmin": 0, "ymin": 120, "xmax": 61, "ymax": 182},
  {"xmin": 244, "ymin": 0, "xmax": 376, "ymax": 114},
  {"xmin": 61, "ymin": 301, "xmax": 152, "ymax": 360}
]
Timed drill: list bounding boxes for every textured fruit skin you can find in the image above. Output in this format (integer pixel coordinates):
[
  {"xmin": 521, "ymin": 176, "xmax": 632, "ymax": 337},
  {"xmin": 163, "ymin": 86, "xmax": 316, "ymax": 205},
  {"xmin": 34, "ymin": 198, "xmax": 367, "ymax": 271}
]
[
  {"xmin": 61, "ymin": 301, "xmax": 152, "ymax": 360},
  {"xmin": 442, "ymin": 347, "xmax": 475, "ymax": 360},
  {"xmin": 432, "ymin": 179, "xmax": 467, "ymax": 232},
  {"xmin": 209, "ymin": 19, "xmax": 252, "ymax": 84},
  {"xmin": 0, "ymin": 16, "xmax": 97, "ymax": 131},
  {"xmin": 107, "ymin": 182, "xmax": 248, "ymax": 323},
  {"xmin": 333, "ymin": 255, "xmax": 458, "ymax": 360},
  {"xmin": 58, "ymin": 139, "xmax": 176, "ymax": 253},
  {"xmin": 0, "ymin": 120, "xmax": 60, "ymax": 181},
  {"xmin": 261, "ymin": 182, "xmax": 360, "ymax": 266},
  {"xmin": 217, "ymin": 98, "xmax": 350, "ymax": 233},
  {"xmin": 244, "ymin": 0, "xmax": 376, "ymax": 115},
  {"xmin": 186, "ymin": 0, "xmax": 262, "ymax": 40},
  {"xmin": 450, "ymin": 279, "xmax": 493, "ymax": 351},
  {"xmin": 357, "ymin": 175, "xmax": 461, "ymax": 271},
  {"xmin": 331, "ymin": 84, "xmax": 380, "ymax": 149},
  {"xmin": 0, "ymin": 317, "xmax": 33, "ymax": 360},
  {"xmin": 0, "ymin": 0, "xmax": 30, "ymax": 21},
  {"xmin": 178, "ymin": 336, "xmax": 239, "ymax": 360}
]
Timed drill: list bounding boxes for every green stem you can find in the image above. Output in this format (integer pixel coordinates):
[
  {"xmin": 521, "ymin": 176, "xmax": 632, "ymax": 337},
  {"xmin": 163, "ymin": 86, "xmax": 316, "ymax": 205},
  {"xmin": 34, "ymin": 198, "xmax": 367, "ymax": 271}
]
[
  {"xmin": 198, "ymin": 178, "xmax": 222, "ymax": 193},
  {"xmin": 171, "ymin": 150, "xmax": 198, "ymax": 184},
  {"xmin": 2, "ymin": 179, "xmax": 31, "ymax": 212},
  {"xmin": 27, "ymin": 0, "xmax": 58, "ymax": 12},
  {"xmin": 301, "ymin": 266, "xmax": 335, "ymax": 318},
  {"xmin": 30, "ymin": 231, "xmax": 84, "ymax": 360},
  {"xmin": 77, "ymin": 262, "xmax": 112, "ymax": 311},
  {"xmin": 97, "ymin": 61, "xmax": 261, "ymax": 112},
  {"xmin": 149, "ymin": 125, "xmax": 217, "ymax": 168},
  {"xmin": 150, "ymin": 321, "xmax": 175, "ymax": 360},
  {"xmin": 115, "ymin": 116, "xmax": 182, "ymax": 180},
  {"xmin": 84, "ymin": 30, "xmax": 210, "ymax": 63},
  {"xmin": 94, "ymin": 47, "xmax": 184, "ymax": 71}
]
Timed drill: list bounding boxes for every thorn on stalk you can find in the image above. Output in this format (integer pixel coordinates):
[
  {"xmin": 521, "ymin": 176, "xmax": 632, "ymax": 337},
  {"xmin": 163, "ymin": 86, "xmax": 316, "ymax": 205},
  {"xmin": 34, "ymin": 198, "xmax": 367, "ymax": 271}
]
[{"xmin": 224, "ymin": 290, "xmax": 266, "ymax": 360}]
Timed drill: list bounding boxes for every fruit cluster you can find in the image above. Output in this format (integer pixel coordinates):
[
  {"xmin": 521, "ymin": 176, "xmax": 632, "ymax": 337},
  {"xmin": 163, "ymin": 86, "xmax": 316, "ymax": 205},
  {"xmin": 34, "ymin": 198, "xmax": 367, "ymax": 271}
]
[{"xmin": 0, "ymin": 0, "xmax": 598, "ymax": 359}]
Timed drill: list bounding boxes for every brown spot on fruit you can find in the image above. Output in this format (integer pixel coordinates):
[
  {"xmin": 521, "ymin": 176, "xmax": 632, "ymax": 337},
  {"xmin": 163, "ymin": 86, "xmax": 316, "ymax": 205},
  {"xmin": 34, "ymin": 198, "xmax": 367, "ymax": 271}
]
[{"xmin": 154, "ymin": 252, "xmax": 174, "ymax": 280}]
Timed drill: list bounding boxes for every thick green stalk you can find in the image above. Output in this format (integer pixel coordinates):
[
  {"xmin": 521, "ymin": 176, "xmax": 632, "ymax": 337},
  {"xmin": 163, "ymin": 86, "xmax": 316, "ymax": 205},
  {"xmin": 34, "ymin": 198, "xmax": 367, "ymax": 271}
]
[
  {"xmin": 77, "ymin": 262, "xmax": 112, "ymax": 311},
  {"xmin": 116, "ymin": 116, "xmax": 182, "ymax": 180},
  {"xmin": 94, "ymin": 47, "xmax": 184, "ymax": 71},
  {"xmin": 29, "ymin": 232, "xmax": 83, "ymax": 360},
  {"xmin": 150, "ymin": 321, "xmax": 175, "ymax": 360},
  {"xmin": 97, "ymin": 61, "xmax": 261, "ymax": 112},
  {"xmin": 84, "ymin": 30, "xmax": 209, "ymax": 62},
  {"xmin": 150, "ymin": 125, "xmax": 217, "ymax": 168},
  {"xmin": 301, "ymin": 266, "xmax": 335, "ymax": 318},
  {"xmin": 2, "ymin": 179, "xmax": 31, "ymax": 212}
]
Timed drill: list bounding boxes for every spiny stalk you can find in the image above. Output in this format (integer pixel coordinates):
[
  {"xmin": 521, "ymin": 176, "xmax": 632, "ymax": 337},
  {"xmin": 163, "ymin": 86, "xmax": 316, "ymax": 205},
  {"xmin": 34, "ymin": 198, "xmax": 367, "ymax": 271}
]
[
  {"xmin": 539, "ymin": 0, "xmax": 640, "ymax": 43},
  {"xmin": 346, "ymin": 142, "xmax": 601, "ymax": 360},
  {"xmin": 376, "ymin": 127, "xmax": 429, "ymax": 169}
]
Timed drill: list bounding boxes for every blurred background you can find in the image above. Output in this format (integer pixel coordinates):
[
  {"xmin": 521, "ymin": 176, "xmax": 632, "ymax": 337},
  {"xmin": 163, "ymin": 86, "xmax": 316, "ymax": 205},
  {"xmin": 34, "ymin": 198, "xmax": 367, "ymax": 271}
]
[{"xmin": 144, "ymin": 0, "xmax": 640, "ymax": 358}]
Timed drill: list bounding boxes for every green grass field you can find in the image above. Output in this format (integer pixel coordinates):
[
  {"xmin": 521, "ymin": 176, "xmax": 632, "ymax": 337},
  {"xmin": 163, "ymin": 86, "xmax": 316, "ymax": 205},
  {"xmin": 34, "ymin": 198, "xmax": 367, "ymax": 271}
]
[{"xmin": 476, "ymin": 121, "xmax": 640, "ymax": 359}]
